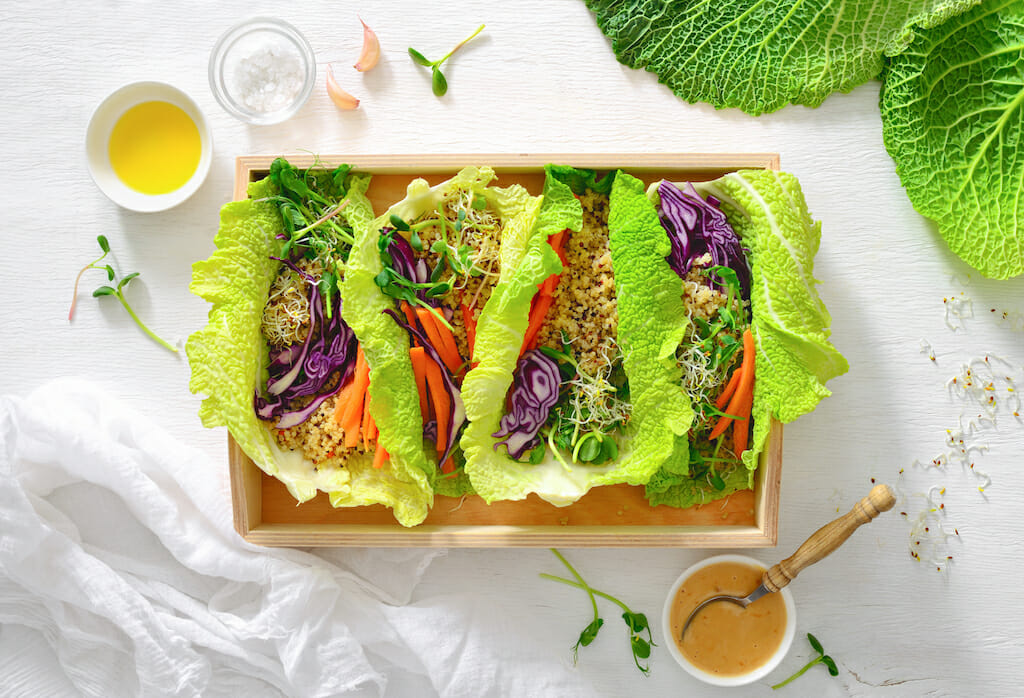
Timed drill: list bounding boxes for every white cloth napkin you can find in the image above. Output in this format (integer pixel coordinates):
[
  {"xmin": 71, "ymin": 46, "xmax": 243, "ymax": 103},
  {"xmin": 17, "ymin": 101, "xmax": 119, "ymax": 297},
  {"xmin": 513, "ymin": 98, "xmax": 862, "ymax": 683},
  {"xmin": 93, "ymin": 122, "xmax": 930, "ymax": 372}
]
[{"xmin": 0, "ymin": 379, "xmax": 594, "ymax": 698}]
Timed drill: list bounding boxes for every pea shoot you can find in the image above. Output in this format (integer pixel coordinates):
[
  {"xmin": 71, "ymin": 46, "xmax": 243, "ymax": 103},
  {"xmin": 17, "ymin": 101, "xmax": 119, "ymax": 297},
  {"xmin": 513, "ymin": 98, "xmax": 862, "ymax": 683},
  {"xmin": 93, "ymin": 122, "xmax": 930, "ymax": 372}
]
[
  {"xmin": 69, "ymin": 235, "xmax": 178, "ymax": 353},
  {"xmin": 408, "ymin": 24, "xmax": 486, "ymax": 96},
  {"xmin": 771, "ymin": 633, "xmax": 839, "ymax": 690},
  {"xmin": 540, "ymin": 549, "xmax": 655, "ymax": 674}
]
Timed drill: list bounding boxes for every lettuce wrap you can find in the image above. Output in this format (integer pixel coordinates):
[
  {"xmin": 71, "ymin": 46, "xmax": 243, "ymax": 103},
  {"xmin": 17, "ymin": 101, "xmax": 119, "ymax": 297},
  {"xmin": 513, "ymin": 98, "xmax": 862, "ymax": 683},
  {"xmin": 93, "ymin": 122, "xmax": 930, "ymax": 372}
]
[
  {"xmin": 460, "ymin": 167, "xmax": 695, "ymax": 505},
  {"xmin": 644, "ymin": 169, "xmax": 849, "ymax": 508},
  {"xmin": 187, "ymin": 164, "xmax": 434, "ymax": 526},
  {"xmin": 366, "ymin": 166, "xmax": 544, "ymax": 497}
]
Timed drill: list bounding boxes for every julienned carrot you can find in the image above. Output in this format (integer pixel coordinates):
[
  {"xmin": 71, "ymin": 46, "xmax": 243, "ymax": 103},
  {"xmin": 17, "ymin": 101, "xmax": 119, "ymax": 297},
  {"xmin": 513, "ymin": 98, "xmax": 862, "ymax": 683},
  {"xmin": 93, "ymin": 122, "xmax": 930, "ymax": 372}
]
[
  {"xmin": 362, "ymin": 395, "xmax": 377, "ymax": 451},
  {"xmin": 521, "ymin": 230, "xmax": 569, "ymax": 354},
  {"xmin": 373, "ymin": 443, "xmax": 389, "ymax": 469},
  {"xmin": 733, "ymin": 391, "xmax": 753, "ymax": 455},
  {"xmin": 708, "ymin": 329, "xmax": 755, "ymax": 441},
  {"xmin": 715, "ymin": 364, "xmax": 742, "ymax": 409},
  {"xmin": 401, "ymin": 302, "xmax": 419, "ymax": 333},
  {"xmin": 341, "ymin": 347, "xmax": 370, "ymax": 448},
  {"xmin": 440, "ymin": 456, "xmax": 455, "ymax": 474},
  {"xmin": 461, "ymin": 303, "xmax": 477, "ymax": 357},
  {"xmin": 422, "ymin": 354, "xmax": 450, "ymax": 455},
  {"xmin": 521, "ymin": 293, "xmax": 555, "ymax": 354},
  {"xmin": 409, "ymin": 346, "xmax": 430, "ymax": 421},
  {"xmin": 332, "ymin": 380, "xmax": 355, "ymax": 425},
  {"xmin": 416, "ymin": 307, "xmax": 462, "ymax": 375}
]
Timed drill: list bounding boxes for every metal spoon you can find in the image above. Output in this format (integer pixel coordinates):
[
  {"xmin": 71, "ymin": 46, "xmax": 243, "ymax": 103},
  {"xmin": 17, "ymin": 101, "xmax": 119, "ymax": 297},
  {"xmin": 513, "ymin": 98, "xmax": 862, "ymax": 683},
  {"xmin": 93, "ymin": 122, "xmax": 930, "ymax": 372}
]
[{"xmin": 680, "ymin": 484, "xmax": 896, "ymax": 640}]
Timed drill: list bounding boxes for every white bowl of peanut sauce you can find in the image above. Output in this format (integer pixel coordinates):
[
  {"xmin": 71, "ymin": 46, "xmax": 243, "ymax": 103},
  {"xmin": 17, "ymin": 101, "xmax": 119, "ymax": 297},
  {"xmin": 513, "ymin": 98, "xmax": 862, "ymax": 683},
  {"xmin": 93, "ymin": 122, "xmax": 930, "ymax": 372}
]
[{"xmin": 663, "ymin": 554, "xmax": 796, "ymax": 686}]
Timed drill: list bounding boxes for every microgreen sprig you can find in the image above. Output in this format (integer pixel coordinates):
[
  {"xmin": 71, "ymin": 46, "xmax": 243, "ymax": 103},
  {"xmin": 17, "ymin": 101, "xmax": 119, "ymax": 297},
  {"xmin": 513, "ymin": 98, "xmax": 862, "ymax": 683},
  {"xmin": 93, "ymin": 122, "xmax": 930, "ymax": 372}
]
[
  {"xmin": 68, "ymin": 234, "xmax": 113, "ymax": 321},
  {"xmin": 771, "ymin": 633, "xmax": 839, "ymax": 690},
  {"xmin": 540, "ymin": 549, "xmax": 655, "ymax": 674},
  {"xmin": 409, "ymin": 24, "xmax": 486, "ymax": 96},
  {"xmin": 70, "ymin": 236, "xmax": 178, "ymax": 353}
]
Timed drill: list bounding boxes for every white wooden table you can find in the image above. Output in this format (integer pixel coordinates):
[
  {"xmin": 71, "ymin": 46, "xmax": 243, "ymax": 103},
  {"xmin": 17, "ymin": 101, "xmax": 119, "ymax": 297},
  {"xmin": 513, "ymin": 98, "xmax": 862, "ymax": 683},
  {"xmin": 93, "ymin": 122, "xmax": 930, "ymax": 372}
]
[{"xmin": 3, "ymin": 2, "xmax": 1023, "ymax": 695}]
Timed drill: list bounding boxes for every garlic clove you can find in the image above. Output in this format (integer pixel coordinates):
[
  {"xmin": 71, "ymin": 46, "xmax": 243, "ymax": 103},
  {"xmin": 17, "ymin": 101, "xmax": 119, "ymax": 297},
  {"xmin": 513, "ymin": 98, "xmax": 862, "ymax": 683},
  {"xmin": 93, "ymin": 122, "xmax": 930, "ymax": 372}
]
[
  {"xmin": 353, "ymin": 17, "xmax": 380, "ymax": 72},
  {"xmin": 326, "ymin": 64, "xmax": 360, "ymax": 110}
]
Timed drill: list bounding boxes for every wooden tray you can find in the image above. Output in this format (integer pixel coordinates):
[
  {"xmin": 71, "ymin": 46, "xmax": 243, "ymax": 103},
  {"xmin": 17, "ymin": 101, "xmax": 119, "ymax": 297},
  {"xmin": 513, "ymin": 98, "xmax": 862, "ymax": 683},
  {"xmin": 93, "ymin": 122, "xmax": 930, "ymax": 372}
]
[{"xmin": 229, "ymin": 153, "xmax": 782, "ymax": 547}]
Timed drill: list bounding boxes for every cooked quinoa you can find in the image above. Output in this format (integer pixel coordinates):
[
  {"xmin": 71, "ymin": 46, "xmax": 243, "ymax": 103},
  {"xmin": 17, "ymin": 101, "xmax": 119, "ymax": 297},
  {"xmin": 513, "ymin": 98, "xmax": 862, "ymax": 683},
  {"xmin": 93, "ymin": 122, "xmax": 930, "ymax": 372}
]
[
  {"xmin": 273, "ymin": 389, "xmax": 366, "ymax": 467},
  {"xmin": 535, "ymin": 190, "xmax": 618, "ymax": 375},
  {"xmin": 680, "ymin": 254, "xmax": 733, "ymax": 323}
]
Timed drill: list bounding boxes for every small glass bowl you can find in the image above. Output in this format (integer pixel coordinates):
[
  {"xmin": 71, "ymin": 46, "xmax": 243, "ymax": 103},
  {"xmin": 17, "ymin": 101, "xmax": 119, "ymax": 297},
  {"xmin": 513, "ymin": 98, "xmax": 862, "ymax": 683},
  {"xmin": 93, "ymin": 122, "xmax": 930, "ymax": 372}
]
[{"xmin": 209, "ymin": 17, "xmax": 316, "ymax": 125}]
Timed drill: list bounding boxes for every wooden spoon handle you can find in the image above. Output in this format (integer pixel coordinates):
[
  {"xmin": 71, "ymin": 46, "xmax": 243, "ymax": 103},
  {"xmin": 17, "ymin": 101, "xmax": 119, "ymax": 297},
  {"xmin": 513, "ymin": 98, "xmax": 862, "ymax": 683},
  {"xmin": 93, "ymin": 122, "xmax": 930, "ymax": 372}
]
[{"xmin": 762, "ymin": 484, "xmax": 895, "ymax": 593}]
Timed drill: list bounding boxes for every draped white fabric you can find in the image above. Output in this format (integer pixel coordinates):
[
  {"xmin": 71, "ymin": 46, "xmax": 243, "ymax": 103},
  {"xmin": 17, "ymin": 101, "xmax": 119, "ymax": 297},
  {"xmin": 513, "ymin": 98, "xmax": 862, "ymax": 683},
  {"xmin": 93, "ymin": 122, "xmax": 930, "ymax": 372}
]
[{"xmin": 0, "ymin": 380, "xmax": 593, "ymax": 697}]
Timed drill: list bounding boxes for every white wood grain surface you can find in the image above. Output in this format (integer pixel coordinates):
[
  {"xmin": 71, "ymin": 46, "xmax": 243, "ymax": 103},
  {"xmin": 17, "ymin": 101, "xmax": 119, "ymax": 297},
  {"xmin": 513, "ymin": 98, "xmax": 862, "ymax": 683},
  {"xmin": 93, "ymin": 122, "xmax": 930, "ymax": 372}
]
[{"xmin": 2, "ymin": 2, "xmax": 1023, "ymax": 696}]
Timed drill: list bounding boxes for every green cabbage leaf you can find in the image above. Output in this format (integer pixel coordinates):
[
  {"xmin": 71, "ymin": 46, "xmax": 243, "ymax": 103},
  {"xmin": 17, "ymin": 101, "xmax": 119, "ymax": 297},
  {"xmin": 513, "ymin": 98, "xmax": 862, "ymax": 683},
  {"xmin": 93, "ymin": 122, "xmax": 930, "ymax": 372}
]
[
  {"xmin": 880, "ymin": 0, "xmax": 1024, "ymax": 279},
  {"xmin": 584, "ymin": 0, "xmax": 978, "ymax": 115}
]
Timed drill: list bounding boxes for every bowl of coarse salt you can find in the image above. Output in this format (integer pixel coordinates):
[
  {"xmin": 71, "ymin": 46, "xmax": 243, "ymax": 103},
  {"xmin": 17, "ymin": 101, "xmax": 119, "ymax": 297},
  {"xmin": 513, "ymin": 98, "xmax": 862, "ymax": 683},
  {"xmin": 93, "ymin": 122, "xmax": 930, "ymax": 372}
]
[{"xmin": 209, "ymin": 17, "xmax": 316, "ymax": 125}]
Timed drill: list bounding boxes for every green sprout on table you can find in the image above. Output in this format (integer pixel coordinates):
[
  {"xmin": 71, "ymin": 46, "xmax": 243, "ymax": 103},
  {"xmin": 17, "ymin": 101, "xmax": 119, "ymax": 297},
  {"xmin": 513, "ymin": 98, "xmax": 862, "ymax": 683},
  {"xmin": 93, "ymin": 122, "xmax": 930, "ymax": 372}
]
[
  {"xmin": 540, "ymin": 549, "xmax": 654, "ymax": 674},
  {"xmin": 68, "ymin": 235, "xmax": 178, "ymax": 354},
  {"xmin": 408, "ymin": 24, "xmax": 485, "ymax": 96},
  {"xmin": 771, "ymin": 633, "xmax": 839, "ymax": 689}
]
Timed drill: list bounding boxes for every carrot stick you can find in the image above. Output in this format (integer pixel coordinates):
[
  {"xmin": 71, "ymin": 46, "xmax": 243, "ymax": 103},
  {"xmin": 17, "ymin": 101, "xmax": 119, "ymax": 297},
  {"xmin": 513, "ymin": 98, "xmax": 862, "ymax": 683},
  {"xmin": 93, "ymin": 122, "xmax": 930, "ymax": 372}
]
[
  {"xmin": 373, "ymin": 444, "xmax": 389, "ymax": 469},
  {"xmin": 422, "ymin": 355, "xmax": 451, "ymax": 455},
  {"xmin": 416, "ymin": 307, "xmax": 462, "ymax": 375},
  {"xmin": 440, "ymin": 456, "xmax": 455, "ymax": 474},
  {"xmin": 733, "ymin": 391, "xmax": 753, "ymax": 455},
  {"xmin": 332, "ymin": 380, "xmax": 355, "ymax": 425},
  {"xmin": 409, "ymin": 346, "xmax": 430, "ymax": 422},
  {"xmin": 521, "ymin": 293, "xmax": 555, "ymax": 354},
  {"xmin": 461, "ymin": 302, "xmax": 477, "ymax": 357},
  {"xmin": 362, "ymin": 395, "xmax": 377, "ymax": 451},
  {"xmin": 708, "ymin": 329, "xmax": 755, "ymax": 440},
  {"xmin": 715, "ymin": 364, "xmax": 742, "ymax": 409},
  {"xmin": 401, "ymin": 301, "xmax": 419, "ymax": 330},
  {"xmin": 341, "ymin": 347, "xmax": 370, "ymax": 448}
]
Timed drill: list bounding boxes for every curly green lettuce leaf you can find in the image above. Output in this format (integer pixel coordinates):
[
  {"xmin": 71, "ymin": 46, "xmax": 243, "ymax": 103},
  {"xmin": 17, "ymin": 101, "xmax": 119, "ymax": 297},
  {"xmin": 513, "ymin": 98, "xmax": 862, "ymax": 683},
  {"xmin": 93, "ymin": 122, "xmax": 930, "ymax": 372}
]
[
  {"xmin": 462, "ymin": 169, "xmax": 694, "ymax": 505},
  {"xmin": 647, "ymin": 169, "xmax": 848, "ymax": 508},
  {"xmin": 369, "ymin": 166, "xmax": 543, "ymax": 498},
  {"xmin": 584, "ymin": 0, "xmax": 979, "ymax": 115},
  {"xmin": 187, "ymin": 174, "xmax": 432, "ymax": 526},
  {"xmin": 880, "ymin": 0, "xmax": 1024, "ymax": 279}
]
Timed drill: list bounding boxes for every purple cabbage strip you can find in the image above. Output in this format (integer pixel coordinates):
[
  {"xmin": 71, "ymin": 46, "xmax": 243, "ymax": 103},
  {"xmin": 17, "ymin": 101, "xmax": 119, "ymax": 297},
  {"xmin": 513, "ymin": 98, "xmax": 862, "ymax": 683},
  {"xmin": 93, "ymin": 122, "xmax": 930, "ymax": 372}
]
[
  {"xmin": 658, "ymin": 180, "xmax": 750, "ymax": 297},
  {"xmin": 384, "ymin": 232, "xmax": 441, "ymax": 307},
  {"xmin": 383, "ymin": 308, "xmax": 466, "ymax": 467},
  {"xmin": 255, "ymin": 286, "xmax": 359, "ymax": 429},
  {"xmin": 492, "ymin": 350, "xmax": 562, "ymax": 460}
]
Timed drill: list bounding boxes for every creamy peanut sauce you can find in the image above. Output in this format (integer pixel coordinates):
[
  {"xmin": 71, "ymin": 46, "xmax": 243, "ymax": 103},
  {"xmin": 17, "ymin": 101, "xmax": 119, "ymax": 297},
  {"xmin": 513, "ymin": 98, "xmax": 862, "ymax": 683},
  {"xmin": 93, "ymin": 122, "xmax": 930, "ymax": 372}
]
[{"xmin": 669, "ymin": 561, "xmax": 787, "ymax": 677}]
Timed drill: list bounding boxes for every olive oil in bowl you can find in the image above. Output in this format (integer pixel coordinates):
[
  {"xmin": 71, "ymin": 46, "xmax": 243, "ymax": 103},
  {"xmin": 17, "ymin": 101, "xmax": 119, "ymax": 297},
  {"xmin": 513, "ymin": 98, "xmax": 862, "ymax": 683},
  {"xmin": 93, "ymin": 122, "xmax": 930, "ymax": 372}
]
[{"xmin": 108, "ymin": 101, "xmax": 201, "ymax": 195}]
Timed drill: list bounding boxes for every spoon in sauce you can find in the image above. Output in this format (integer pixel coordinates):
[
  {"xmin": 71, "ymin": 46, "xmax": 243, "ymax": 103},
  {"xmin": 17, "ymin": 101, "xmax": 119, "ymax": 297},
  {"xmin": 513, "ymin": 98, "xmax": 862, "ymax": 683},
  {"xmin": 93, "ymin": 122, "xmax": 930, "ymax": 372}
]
[{"xmin": 681, "ymin": 484, "xmax": 895, "ymax": 640}]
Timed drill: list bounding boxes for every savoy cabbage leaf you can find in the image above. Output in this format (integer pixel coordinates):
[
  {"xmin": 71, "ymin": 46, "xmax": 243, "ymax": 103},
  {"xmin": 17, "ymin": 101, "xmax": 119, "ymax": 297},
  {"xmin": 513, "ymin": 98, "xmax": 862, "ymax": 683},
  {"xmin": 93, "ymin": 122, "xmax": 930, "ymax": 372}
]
[
  {"xmin": 880, "ymin": 0, "xmax": 1024, "ymax": 279},
  {"xmin": 584, "ymin": 0, "xmax": 979, "ymax": 115}
]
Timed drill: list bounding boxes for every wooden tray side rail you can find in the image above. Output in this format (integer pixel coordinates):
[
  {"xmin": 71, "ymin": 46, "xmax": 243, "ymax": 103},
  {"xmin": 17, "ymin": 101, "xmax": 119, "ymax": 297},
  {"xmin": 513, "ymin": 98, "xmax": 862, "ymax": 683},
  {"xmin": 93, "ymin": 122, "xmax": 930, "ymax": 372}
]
[{"xmin": 227, "ymin": 153, "xmax": 782, "ymax": 547}]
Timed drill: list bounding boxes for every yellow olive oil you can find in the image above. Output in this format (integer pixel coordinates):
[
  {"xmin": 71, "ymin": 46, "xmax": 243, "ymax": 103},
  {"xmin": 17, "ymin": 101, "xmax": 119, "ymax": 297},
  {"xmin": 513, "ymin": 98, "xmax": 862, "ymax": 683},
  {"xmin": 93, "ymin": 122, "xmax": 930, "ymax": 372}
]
[{"xmin": 108, "ymin": 101, "xmax": 200, "ymax": 195}]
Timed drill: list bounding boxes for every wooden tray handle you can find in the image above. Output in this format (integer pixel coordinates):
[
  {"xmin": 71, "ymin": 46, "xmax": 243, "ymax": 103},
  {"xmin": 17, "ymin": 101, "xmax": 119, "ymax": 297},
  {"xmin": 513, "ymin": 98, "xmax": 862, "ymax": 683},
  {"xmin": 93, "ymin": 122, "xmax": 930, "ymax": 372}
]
[{"xmin": 762, "ymin": 484, "xmax": 895, "ymax": 593}]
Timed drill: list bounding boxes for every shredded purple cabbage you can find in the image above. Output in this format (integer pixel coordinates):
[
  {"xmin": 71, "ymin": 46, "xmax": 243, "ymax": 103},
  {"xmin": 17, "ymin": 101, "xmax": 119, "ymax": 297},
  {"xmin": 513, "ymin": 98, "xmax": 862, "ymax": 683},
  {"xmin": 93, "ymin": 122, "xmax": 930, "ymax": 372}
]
[
  {"xmin": 492, "ymin": 350, "xmax": 562, "ymax": 459},
  {"xmin": 383, "ymin": 308, "xmax": 466, "ymax": 466},
  {"xmin": 384, "ymin": 232, "xmax": 443, "ymax": 307},
  {"xmin": 255, "ymin": 286, "xmax": 358, "ymax": 429},
  {"xmin": 658, "ymin": 180, "xmax": 750, "ymax": 297}
]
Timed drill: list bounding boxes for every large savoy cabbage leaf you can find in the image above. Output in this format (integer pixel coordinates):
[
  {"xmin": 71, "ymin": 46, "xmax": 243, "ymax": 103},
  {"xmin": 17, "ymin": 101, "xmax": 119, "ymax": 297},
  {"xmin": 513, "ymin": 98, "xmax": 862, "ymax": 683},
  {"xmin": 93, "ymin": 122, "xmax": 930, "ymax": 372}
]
[
  {"xmin": 585, "ymin": 0, "xmax": 978, "ymax": 114},
  {"xmin": 881, "ymin": 0, "xmax": 1024, "ymax": 279}
]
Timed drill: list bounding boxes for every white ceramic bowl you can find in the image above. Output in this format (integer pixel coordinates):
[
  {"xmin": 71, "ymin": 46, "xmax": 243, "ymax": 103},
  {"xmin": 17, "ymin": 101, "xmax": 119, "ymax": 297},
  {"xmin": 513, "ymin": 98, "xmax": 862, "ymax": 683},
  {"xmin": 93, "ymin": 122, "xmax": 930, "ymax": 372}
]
[
  {"xmin": 662, "ymin": 554, "xmax": 796, "ymax": 687},
  {"xmin": 85, "ymin": 81, "xmax": 213, "ymax": 212}
]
